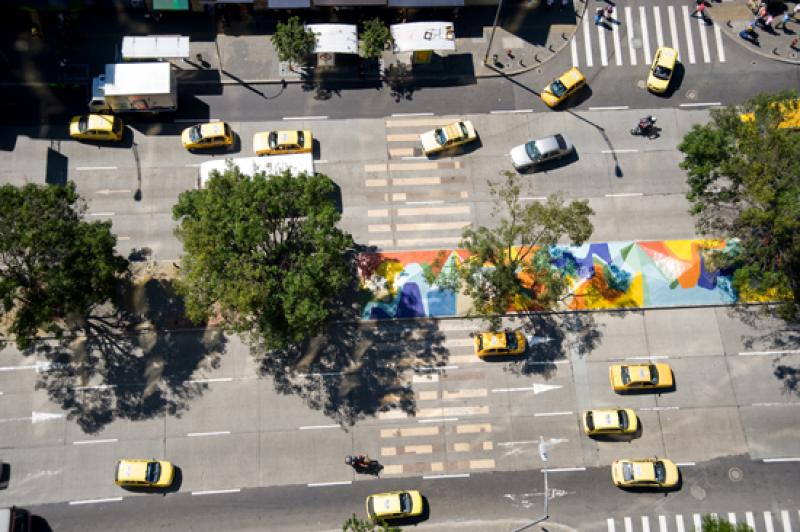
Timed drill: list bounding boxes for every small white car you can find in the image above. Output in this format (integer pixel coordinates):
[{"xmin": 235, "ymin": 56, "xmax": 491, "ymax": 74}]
[{"xmin": 510, "ymin": 134, "xmax": 573, "ymax": 171}]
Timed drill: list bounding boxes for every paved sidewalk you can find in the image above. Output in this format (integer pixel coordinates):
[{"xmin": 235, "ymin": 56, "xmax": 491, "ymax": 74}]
[{"xmin": 710, "ymin": 0, "xmax": 800, "ymax": 64}]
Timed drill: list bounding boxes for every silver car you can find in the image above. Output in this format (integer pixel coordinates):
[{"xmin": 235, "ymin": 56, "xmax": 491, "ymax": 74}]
[{"xmin": 510, "ymin": 134, "xmax": 573, "ymax": 171}]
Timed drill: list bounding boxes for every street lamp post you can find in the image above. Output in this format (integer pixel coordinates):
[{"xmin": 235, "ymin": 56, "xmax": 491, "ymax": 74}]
[
  {"xmin": 483, "ymin": 0, "xmax": 505, "ymax": 66},
  {"xmin": 511, "ymin": 436, "xmax": 550, "ymax": 532}
]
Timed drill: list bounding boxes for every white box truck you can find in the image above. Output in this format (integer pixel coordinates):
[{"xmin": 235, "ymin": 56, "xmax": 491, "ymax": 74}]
[
  {"xmin": 0, "ymin": 507, "xmax": 31, "ymax": 532},
  {"xmin": 89, "ymin": 62, "xmax": 177, "ymax": 113}
]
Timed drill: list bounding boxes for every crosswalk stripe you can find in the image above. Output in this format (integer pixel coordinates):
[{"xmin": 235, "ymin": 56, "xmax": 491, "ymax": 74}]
[
  {"xmin": 781, "ymin": 510, "xmax": 792, "ymax": 532},
  {"xmin": 682, "ymin": 6, "xmax": 696, "ymax": 64},
  {"xmin": 608, "ymin": 518, "xmax": 616, "ymax": 532},
  {"xmin": 583, "ymin": 14, "xmax": 594, "ymax": 67},
  {"xmin": 746, "ymin": 511, "xmax": 756, "ymax": 529},
  {"xmin": 713, "ymin": 23, "xmax": 726, "ymax": 62},
  {"xmin": 676, "ymin": 514, "xmax": 685, "ymax": 532},
  {"xmin": 624, "ymin": 517, "xmax": 633, "ymax": 532},
  {"xmin": 639, "ymin": 6, "xmax": 651, "ymax": 63},
  {"xmin": 764, "ymin": 511, "xmax": 775, "ymax": 532},
  {"xmin": 659, "ymin": 515, "xmax": 667, "ymax": 532},
  {"xmin": 728, "ymin": 513, "xmax": 737, "ymax": 525},
  {"xmin": 625, "ymin": 7, "xmax": 637, "ymax": 65},
  {"xmin": 612, "ymin": 19, "xmax": 623, "ymax": 65},
  {"xmin": 654, "ymin": 7, "xmax": 665, "ymax": 48},
  {"xmin": 598, "ymin": 25, "xmax": 608, "ymax": 66},
  {"xmin": 668, "ymin": 6, "xmax": 681, "ymax": 60},
  {"xmin": 693, "ymin": 514, "xmax": 702, "ymax": 530},
  {"xmin": 642, "ymin": 516, "xmax": 650, "ymax": 532},
  {"xmin": 571, "ymin": 37, "xmax": 579, "ymax": 67},
  {"xmin": 697, "ymin": 16, "xmax": 711, "ymax": 63}
]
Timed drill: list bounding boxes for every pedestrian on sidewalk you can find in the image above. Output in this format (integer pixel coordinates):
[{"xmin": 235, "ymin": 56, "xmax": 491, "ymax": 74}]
[
  {"xmin": 791, "ymin": 37, "xmax": 799, "ymax": 50},
  {"xmin": 775, "ymin": 10, "xmax": 791, "ymax": 29},
  {"xmin": 794, "ymin": 4, "xmax": 800, "ymax": 19},
  {"xmin": 764, "ymin": 14, "xmax": 774, "ymax": 28},
  {"xmin": 595, "ymin": 7, "xmax": 604, "ymax": 25},
  {"xmin": 757, "ymin": 5, "xmax": 767, "ymax": 18}
]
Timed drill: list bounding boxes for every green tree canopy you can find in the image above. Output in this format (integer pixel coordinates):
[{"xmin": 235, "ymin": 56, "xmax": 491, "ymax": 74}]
[
  {"xmin": 678, "ymin": 91, "xmax": 800, "ymax": 318},
  {"xmin": 0, "ymin": 182, "xmax": 127, "ymax": 349},
  {"xmin": 700, "ymin": 514, "xmax": 753, "ymax": 532},
  {"xmin": 457, "ymin": 171, "xmax": 594, "ymax": 326},
  {"xmin": 271, "ymin": 15, "xmax": 317, "ymax": 66},
  {"xmin": 172, "ymin": 165, "xmax": 354, "ymax": 349},
  {"xmin": 360, "ymin": 18, "xmax": 392, "ymax": 59},
  {"xmin": 342, "ymin": 514, "xmax": 400, "ymax": 532}
]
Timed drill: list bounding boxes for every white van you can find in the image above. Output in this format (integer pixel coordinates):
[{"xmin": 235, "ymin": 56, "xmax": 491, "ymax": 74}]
[{"xmin": 0, "ymin": 507, "xmax": 31, "ymax": 532}]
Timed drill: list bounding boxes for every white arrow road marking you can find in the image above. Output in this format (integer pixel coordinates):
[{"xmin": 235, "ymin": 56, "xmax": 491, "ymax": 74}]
[
  {"xmin": 491, "ymin": 384, "xmax": 562, "ymax": 394},
  {"xmin": 526, "ymin": 335, "xmax": 555, "ymax": 345}
]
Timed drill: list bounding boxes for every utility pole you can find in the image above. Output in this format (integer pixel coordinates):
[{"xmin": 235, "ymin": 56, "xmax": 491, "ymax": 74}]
[
  {"xmin": 483, "ymin": 0, "xmax": 505, "ymax": 66},
  {"xmin": 511, "ymin": 436, "xmax": 551, "ymax": 532}
]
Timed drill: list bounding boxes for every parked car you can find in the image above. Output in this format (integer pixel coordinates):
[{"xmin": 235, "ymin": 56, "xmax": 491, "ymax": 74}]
[
  {"xmin": 541, "ymin": 67, "xmax": 586, "ymax": 108},
  {"xmin": 69, "ymin": 114, "xmax": 124, "ymax": 142},
  {"xmin": 646, "ymin": 47, "xmax": 678, "ymax": 94},
  {"xmin": 419, "ymin": 120, "xmax": 477, "ymax": 156},
  {"xmin": 253, "ymin": 130, "xmax": 312, "ymax": 156},
  {"xmin": 510, "ymin": 134, "xmax": 573, "ymax": 171},
  {"xmin": 181, "ymin": 122, "xmax": 234, "ymax": 151}
]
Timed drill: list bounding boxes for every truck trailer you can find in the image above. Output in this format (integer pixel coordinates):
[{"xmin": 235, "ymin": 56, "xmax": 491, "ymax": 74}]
[{"xmin": 89, "ymin": 62, "xmax": 177, "ymax": 114}]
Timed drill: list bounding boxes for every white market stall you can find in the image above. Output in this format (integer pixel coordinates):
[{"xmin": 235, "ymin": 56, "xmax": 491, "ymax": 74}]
[
  {"xmin": 390, "ymin": 21, "xmax": 456, "ymax": 65},
  {"xmin": 306, "ymin": 24, "xmax": 359, "ymax": 68}
]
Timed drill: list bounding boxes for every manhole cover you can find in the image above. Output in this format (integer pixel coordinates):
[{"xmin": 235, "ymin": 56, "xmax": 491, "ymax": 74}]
[
  {"xmin": 690, "ymin": 485, "xmax": 707, "ymax": 500},
  {"xmin": 729, "ymin": 467, "xmax": 743, "ymax": 482},
  {"xmin": 686, "ymin": 89, "xmax": 698, "ymax": 100},
  {"xmin": 636, "ymin": 79, "xmax": 646, "ymax": 89}
]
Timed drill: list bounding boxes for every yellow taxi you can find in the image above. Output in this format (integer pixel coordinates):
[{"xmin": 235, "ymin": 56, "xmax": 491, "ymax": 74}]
[
  {"xmin": 541, "ymin": 67, "xmax": 586, "ymax": 108},
  {"xmin": 646, "ymin": 47, "xmax": 678, "ymax": 94},
  {"xmin": 609, "ymin": 363, "xmax": 673, "ymax": 392},
  {"xmin": 115, "ymin": 459, "xmax": 174, "ymax": 488},
  {"xmin": 419, "ymin": 120, "xmax": 477, "ymax": 156},
  {"xmin": 253, "ymin": 130, "xmax": 312, "ymax": 156},
  {"xmin": 69, "ymin": 114, "xmax": 124, "ymax": 142},
  {"xmin": 181, "ymin": 122, "xmax": 234, "ymax": 151},
  {"xmin": 366, "ymin": 490, "xmax": 423, "ymax": 521},
  {"xmin": 611, "ymin": 458, "xmax": 679, "ymax": 489},
  {"xmin": 582, "ymin": 408, "xmax": 638, "ymax": 436},
  {"xmin": 473, "ymin": 330, "xmax": 527, "ymax": 359}
]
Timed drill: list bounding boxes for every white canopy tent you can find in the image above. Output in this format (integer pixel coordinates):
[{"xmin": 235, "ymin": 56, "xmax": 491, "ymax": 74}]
[
  {"xmin": 121, "ymin": 35, "xmax": 190, "ymax": 60},
  {"xmin": 306, "ymin": 24, "xmax": 359, "ymax": 55},
  {"xmin": 390, "ymin": 22, "xmax": 456, "ymax": 54}
]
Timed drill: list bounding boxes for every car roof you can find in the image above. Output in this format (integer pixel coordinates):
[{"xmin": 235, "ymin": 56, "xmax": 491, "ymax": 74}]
[
  {"xmin": 559, "ymin": 67, "xmax": 585, "ymax": 87},
  {"xmin": 276, "ymin": 130, "xmax": 300, "ymax": 144},
  {"xmin": 371, "ymin": 493, "xmax": 402, "ymax": 515},
  {"xmin": 86, "ymin": 114, "xmax": 116, "ymax": 131},
  {"xmin": 534, "ymin": 135, "xmax": 561, "ymax": 154},
  {"xmin": 627, "ymin": 364, "xmax": 653, "ymax": 383},
  {"xmin": 629, "ymin": 460, "xmax": 657, "ymax": 481},
  {"xmin": 443, "ymin": 122, "xmax": 465, "ymax": 140},
  {"xmin": 656, "ymin": 47, "xmax": 678, "ymax": 63},
  {"xmin": 479, "ymin": 332, "xmax": 509, "ymax": 349},
  {"xmin": 590, "ymin": 409, "xmax": 621, "ymax": 429},
  {"xmin": 117, "ymin": 460, "xmax": 150, "ymax": 481},
  {"xmin": 199, "ymin": 122, "xmax": 227, "ymax": 137}
]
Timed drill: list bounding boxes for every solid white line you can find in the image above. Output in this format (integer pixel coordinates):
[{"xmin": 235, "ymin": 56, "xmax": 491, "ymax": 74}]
[
  {"xmin": 69, "ymin": 497, "xmax": 123, "ymax": 505},
  {"xmin": 608, "ymin": 518, "xmax": 616, "ymax": 532},
  {"xmin": 0, "ymin": 365, "xmax": 39, "ymax": 372},
  {"xmin": 668, "ymin": 6, "xmax": 681, "ymax": 60},
  {"xmin": 191, "ymin": 489, "xmax": 241, "ymax": 496},
  {"xmin": 490, "ymin": 109, "xmax": 533, "ymax": 114},
  {"xmin": 642, "ymin": 516, "xmax": 651, "ymax": 532},
  {"xmin": 625, "ymin": 7, "xmax": 636, "ymax": 65},
  {"xmin": 751, "ymin": 402, "xmax": 798, "ymax": 407},
  {"xmin": 612, "ymin": 17, "xmax": 622, "ymax": 66},
  {"xmin": 184, "ymin": 377, "xmax": 233, "ymax": 384},
  {"xmin": 676, "ymin": 514, "xmax": 685, "ymax": 532},
  {"xmin": 601, "ymin": 149, "xmax": 638, "ymax": 154},
  {"xmin": 676, "ymin": 461, "xmax": 696, "ymax": 466},
  {"xmin": 72, "ymin": 438, "xmax": 118, "ymax": 445},
  {"xmin": 697, "ymin": 16, "xmax": 711, "ymax": 63},
  {"xmin": 405, "ymin": 200, "xmax": 444, "ymax": 205},
  {"xmin": 534, "ymin": 411, "xmax": 573, "ymax": 417},
  {"xmin": 640, "ymin": 6, "xmax": 652, "ymax": 64},
  {"xmin": 89, "ymin": 212, "xmax": 114, "ymax": 217},
  {"xmin": 571, "ymin": 37, "xmax": 579, "ymax": 67},
  {"xmin": 739, "ymin": 349, "xmax": 800, "ymax": 356},
  {"xmin": 605, "ymin": 192, "xmax": 644, "ymax": 198},
  {"xmin": 659, "ymin": 515, "xmax": 667, "ymax": 532},
  {"xmin": 682, "ymin": 6, "xmax": 696, "ymax": 64},
  {"xmin": 299, "ymin": 424, "xmax": 340, "ymax": 430},
  {"xmin": 498, "ymin": 441, "xmax": 539, "ymax": 447},
  {"xmin": 283, "ymin": 116, "xmax": 328, "ymax": 121},
  {"xmin": 713, "ymin": 23, "xmax": 726, "ymax": 62},
  {"xmin": 781, "ymin": 510, "xmax": 792, "ymax": 532},
  {"xmin": 654, "ymin": 7, "xmax": 664, "ymax": 48},
  {"xmin": 764, "ymin": 511, "xmax": 775, "ymax": 532},
  {"xmin": 590, "ymin": 106, "xmax": 629, "ymax": 111},
  {"xmin": 746, "ymin": 512, "xmax": 756, "ymax": 529},
  {"xmin": 598, "ymin": 24, "xmax": 608, "ymax": 67},
  {"xmin": 423, "ymin": 473, "xmax": 470, "ymax": 480},
  {"xmin": 728, "ymin": 513, "xmax": 737, "ymax": 526},
  {"xmin": 308, "ymin": 481, "xmax": 352, "ymax": 487},
  {"xmin": 763, "ymin": 457, "xmax": 800, "ymax": 462},
  {"xmin": 679, "ymin": 102, "xmax": 722, "ymax": 107},
  {"xmin": 543, "ymin": 467, "xmax": 586, "ymax": 473},
  {"xmin": 187, "ymin": 431, "xmax": 231, "ymax": 437},
  {"xmin": 624, "ymin": 516, "xmax": 633, "ymax": 532},
  {"xmin": 583, "ymin": 13, "xmax": 593, "ymax": 68},
  {"xmin": 391, "ymin": 112, "xmax": 434, "ymax": 117},
  {"xmin": 75, "ymin": 166, "xmax": 117, "ymax": 171},
  {"xmin": 419, "ymin": 417, "xmax": 459, "ymax": 424},
  {"xmin": 694, "ymin": 514, "xmax": 702, "ymax": 531}
]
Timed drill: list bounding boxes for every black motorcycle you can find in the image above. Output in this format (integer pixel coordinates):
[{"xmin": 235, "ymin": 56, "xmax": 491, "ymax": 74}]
[
  {"xmin": 345, "ymin": 455, "xmax": 383, "ymax": 475},
  {"xmin": 631, "ymin": 116, "xmax": 659, "ymax": 138}
]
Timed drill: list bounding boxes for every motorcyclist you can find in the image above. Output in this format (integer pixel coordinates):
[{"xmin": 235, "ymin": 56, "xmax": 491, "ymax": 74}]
[{"xmin": 638, "ymin": 115, "xmax": 655, "ymax": 131}]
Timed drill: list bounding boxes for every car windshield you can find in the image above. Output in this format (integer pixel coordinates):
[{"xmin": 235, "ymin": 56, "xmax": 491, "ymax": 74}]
[
  {"xmin": 585, "ymin": 411, "xmax": 595, "ymax": 431},
  {"xmin": 188, "ymin": 126, "xmax": 203, "ymax": 143},
  {"xmin": 434, "ymin": 128, "xmax": 446, "ymax": 146},
  {"xmin": 297, "ymin": 131, "xmax": 305, "ymax": 145},
  {"xmin": 145, "ymin": 462, "xmax": 161, "ymax": 483},
  {"xmin": 654, "ymin": 65, "xmax": 672, "ymax": 80},
  {"xmin": 459, "ymin": 122, "xmax": 468, "ymax": 137},
  {"xmin": 648, "ymin": 365, "xmax": 659, "ymax": 384},
  {"xmin": 78, "ymin": 116, "xmax": 89, "ymax": 132},
  {"xmin": 505, "ymin": 332, "xmax": 518, "ymax": 350},
  {"xmin": 622, "ymin": 462, "xmax": 634, "ymax": 481},
  {"xmin": 399, "ymin": 493, "xmax": 412, "ymax": 513},
  {"xmin": 549, "ymin": 80, "xmax": 568, "ymax": 97},
  {"xmin": 653, "ymin": 461, "xmax": 666, "ymax": 482},
  {"xmin": 525, "ymin": 141, "xmax": 541, "ymax": 161},
  {"xmin": 476, "ymin": 335, "xmax": 484, "ymax": 351},
  {"xmin": 268, "ymin": 131, "xmax": 279, "ymax": 148},
  {"xmin": 620, "ymin": 366, "xmax": 630, "ymax": 384},
  {"xmin": 617, "ymin": 410, "xmax": 629, "ymax": 429}
]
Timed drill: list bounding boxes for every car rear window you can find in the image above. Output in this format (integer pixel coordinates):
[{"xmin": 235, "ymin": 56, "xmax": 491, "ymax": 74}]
[
  {"xmin": 654, "ymin": 461, "xmax": 666, "ymax": 482},
  {"xmin": 555, "ymin": 134, "xmax": 566, "ymax": 150},
  {"xmin": 618, "ymin": 410, "xmax": 629, "ymax": 429},
  {"xmin": 367, "ymin": 497, "xmax": 375, "ymax": 518},
  {"xmin": 621, "ymin": 366, "xmax": 630, "ymax": 384},
  {"xmin": 648, "ymin": 365, "xmax": 659, "ymax": 384},
  {"xmin": 145, "ymin": 462, "xmax": 161, "ymax": 483},
  {"xmin": 622, "ymin": 462, "xmax": 634, "ymax": 481},
  {"xmin": 585, "ymin": 411, "xmax": 595, "ymax": 431},
  {"xmin": 399, "ymin": 493, "xmax": 412, "ymax": 513}
]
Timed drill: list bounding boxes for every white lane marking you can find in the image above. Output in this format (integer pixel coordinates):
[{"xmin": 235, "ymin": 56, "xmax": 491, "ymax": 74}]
[
  {"xmin": 601, "ymin": 149, "xmax": 639, "ymax": 154},
  {"xmin": 72, "ymin": 438, "xmax": 118, "ymax": 445},
  {"xmin": 498, "ymin": 440, "xmax": 539, "ymax": 447},
  {"xmin": 174, "ymin": 118, "xmax": 216, "ymax": 123},
  {"xmin": 640, "ymin": 7, "xmax": 652, "ymax": 63},
  {"xmin": 746, "ymin": 512, "xmax": 756, "ymax": 529},
  {"xmin": 675, "ymin": 461, "xmax": 695, "ymax": 466},
  {"xmin": 308, "ymin": 481, "xmax": 352, "ymax": 487},
  {"xmin": 624, "ymin": 516, "xmax": 633, "ymax": 532},
  {"xmin": 571, "ymin": 37, "xmax": 579, "ymax": 67},
  {"xmin": 283, "ymin": 116, "xmax": 328, "ymax": 121},
  {"xmin": 520, "ymin": 196, "xmax": 548, "ymax": 201},
  {"xmin": 191, "ymin": 489, "xmax": 241, "ymax": 496},
  {"xmin": 405, "ymin": 200, "xmax": 444, "ymax": 204},
  {"xmin": 654, "ymin": 7, "xmax": 664, "ymax": 48},
  {"xmin": 679, "ymin": 102, "xmax": 722, "ymax": 107},
  {"xmin": 598, "ymin": 24, "xmax": 608, "ymax": 66},
  {"xmin": 752, "ymin": 402, "xmax": 800, "ymax": 407},
  {"xmin": 612, "ymin": 17, "xmax": 622, "ymax": 65},
  {"xmin": 185, "ymin": 163, "xmax": 203, "ymax": 167},
  {"xmin": 75, "ymin": 166, "xmax": 117, "ymax": 171},
  {"xmin": 534, "ymin": 411, "xmax": 574, "ymax": 417},
  {"xmin": 625, "ymin": 355, "xmax": 669, "ymax": 360},
  {"xmin": 781, "ymin": 510, "xmax": 792, "ymax": 532},
  {"xmin": 668, "ymin": 6, "xmax": 681, "ymax": 60},
  {"xmin": 401, "ymin": 156, "xmax": 427, "ymax": 161},
  {"xmin": 0, "ymin": 364, "xmax": 45, "ymax": 372},
  {"xmin": 95, "ymin": 189, "xmax": 132, "ymax": 195},
  {"xmin": 608, "ymin": 518, "xmax": 616, "ymax": 532},
  {"xmin": 763, "ymin": 457, "xmax": 800, "ymax": 462},
  {"xmin": 713, "ymin": 23, "xmax": 726, "ymax": 62},
  {"xmin": 739, "ymin": 349, "xmax": 800, "ymax": 356},
  {"xmin": 764, "ymin": 511, "xmax": 775, "ymax": 532},
  {"xmin": 658, "ymin": 515, "xmax": 667, "ymax": 532},
  {"xmin": 641, "ymin": 406, "xmax": 680, "ymax": 411},
  {"xmin": 315, "ymin": 159, "xmax": 328, "ymax": 164},
  {"xmin": 184, "ymin": 377, "xmax": 233, "ymax": 384},
  {"xmin": 89, "ymin": 212, "xmax": 115, "ymax": 217},
  {"xmin": 642, "ymin": 516, "xmax": 651, "ymax": 532},
  {"xmin": 697, "ymin": 16, "xmax": 711, "ymax": 63},
  {"xmin": 299, "ymin": 424, "xmax": 340, "ymax": 430},
  {"xmin": 423, "ymin": 473, "xmax": 470, "ymax": 479},
  {"xmin": 490, "ymin": 109, "xmax": 533, "ymax": 114},
  {"xmin": 728, "ymin": 513, "xmax": 737, "ymax": 526},
  {"xmin": 682, "ymin": 6, "xmax": 696, "ymax": 64},
  {"xmin": 491, "ymin": 384, "xmax": 562, "ymax": 394},
  {"xmin": 74, "ymin": 384, "xmax": 117, "ymax": 390},
  {"xmin": 606, "ymin": 192, "xmax": 644, "ymax": 197},
  {"xmin": 69, "ymin": 497, "xmax": 123, "ymax": 505},
  {"xmin": 419, "ymin": 417, "xmax": 459, "ymax": 424},
  {"xmin": 694, "ymin": 514, "xmax": 702, "ymax": 530},
  {"xmin": 298, "ymin": 371, "xmax": 345, "ymax": 377},
  {"xmin": 543, "ymin": 467, "xmax": 586, "ymax": 473},
  {"xmin": 391, "ymin": 112, "xmax": 434, "ymax": 117},
  {"xmin": 117, "ymin": 236, "xmax": 131, "ymax": 241},
  {"xmin": 187, "ymin": 431, "xmax": 231, "ymax": 437},
  {"xmin": 676, "ymin": 514, "xmax": 685, "ymax": 532},
  {"xmin": 583, "ymin": 13, "xmax": 594, "ymax": 67},
  {"xmin": 416, "ymin": 365, "xmax": 459, "ymax": 371},
  {"xmin": 590, "ymin": 106, "xmax": 630, "ymax": 111},
  {"xmin": 625, "ymin": 7, "xmax": 637, "ymax": 65}
]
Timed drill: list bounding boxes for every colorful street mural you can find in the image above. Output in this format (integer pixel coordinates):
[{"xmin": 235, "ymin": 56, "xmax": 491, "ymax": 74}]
[{"xmin": 358, "ymin": 239, "xmax": 740, "ymax": 320}]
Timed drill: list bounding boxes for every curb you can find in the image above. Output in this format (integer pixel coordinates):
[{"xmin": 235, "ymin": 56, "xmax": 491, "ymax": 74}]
[{"xmin": 716, "ymin": 16, "xmax": 800, "ymax": 65}]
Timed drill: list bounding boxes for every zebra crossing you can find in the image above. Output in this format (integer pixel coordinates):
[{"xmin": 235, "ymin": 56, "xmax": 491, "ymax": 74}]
[
  {"xmin": 607, "ymin": 509, "xmax": 799, "ymax": 532},
  {"xmin": 571, "ymin": 4, "xmax": 726, "ymax": 68}
]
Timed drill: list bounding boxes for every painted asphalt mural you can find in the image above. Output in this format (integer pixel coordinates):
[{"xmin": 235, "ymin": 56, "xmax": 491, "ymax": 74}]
[{"xmin": 359, "ymin": 239, "xmax": 739, "ymax": 320}]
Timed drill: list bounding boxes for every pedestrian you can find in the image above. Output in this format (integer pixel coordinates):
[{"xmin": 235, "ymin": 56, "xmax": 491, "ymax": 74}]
[
  {"xmin": 691, "ymin": 2, "xmax": 707, "ymax": 18},
  {"xmin": 757, "ymin": 5, "xmax": 767, "ymax": 18},
  {"xmin": 765, "ymin": 14, "xmax": 773, "ymax": 27},
  {"xmin": 794, "ymin": 4, "xmax": 800, "ymax": 19},
  {"xmin": 775, "ymin": 11, "xmax": 790, "ymax": 29},
  {"xmin": 595, "ymin": 7, "xmax": 604, "ymax": 25},
  {"xmin": 605, "ymin": 5, "xmax": 615, "ymax": 20},
  {"xmin": 791, "ymin": 37, "xmax": 799, "ymax": 50}
]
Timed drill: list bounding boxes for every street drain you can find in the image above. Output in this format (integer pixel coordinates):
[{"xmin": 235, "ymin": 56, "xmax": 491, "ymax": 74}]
[{"xmin": 729, "ymin": 467, "xmax": 743, "ymax": 482}]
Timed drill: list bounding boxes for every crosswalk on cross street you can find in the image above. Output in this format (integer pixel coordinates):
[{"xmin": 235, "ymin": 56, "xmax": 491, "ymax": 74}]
[
  {"xmin": 606, "ymin": 509, "xmax": 800, "ymax": 532},
  {"xmin": 571, "ymin": 4, "xmax": 726, "ymax": 68}
]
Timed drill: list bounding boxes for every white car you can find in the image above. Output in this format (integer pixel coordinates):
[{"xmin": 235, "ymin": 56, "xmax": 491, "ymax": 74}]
[{"xmin": 510, "ymin": 134, "xmax": 573, "ymax": 171}]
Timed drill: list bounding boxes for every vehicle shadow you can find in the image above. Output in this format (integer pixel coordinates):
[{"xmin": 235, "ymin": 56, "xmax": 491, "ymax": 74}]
[
  {"xmin": 617, "ymin": 471, "xmax": 683, "ymax": 494},
  {"xmin": 589, "ymin": 420, "xmax": 642, "ymax": 442},
  {"xmin": 614, "ymin": 381, "xmax": 677, "ymax": 395},
  {"xmin": 389, "ymin": 495, "xmax": 431, "ymax": 526},
  {"xmin": 519, "ymin": 148, "xmax": 580, "ymax": 174}
]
